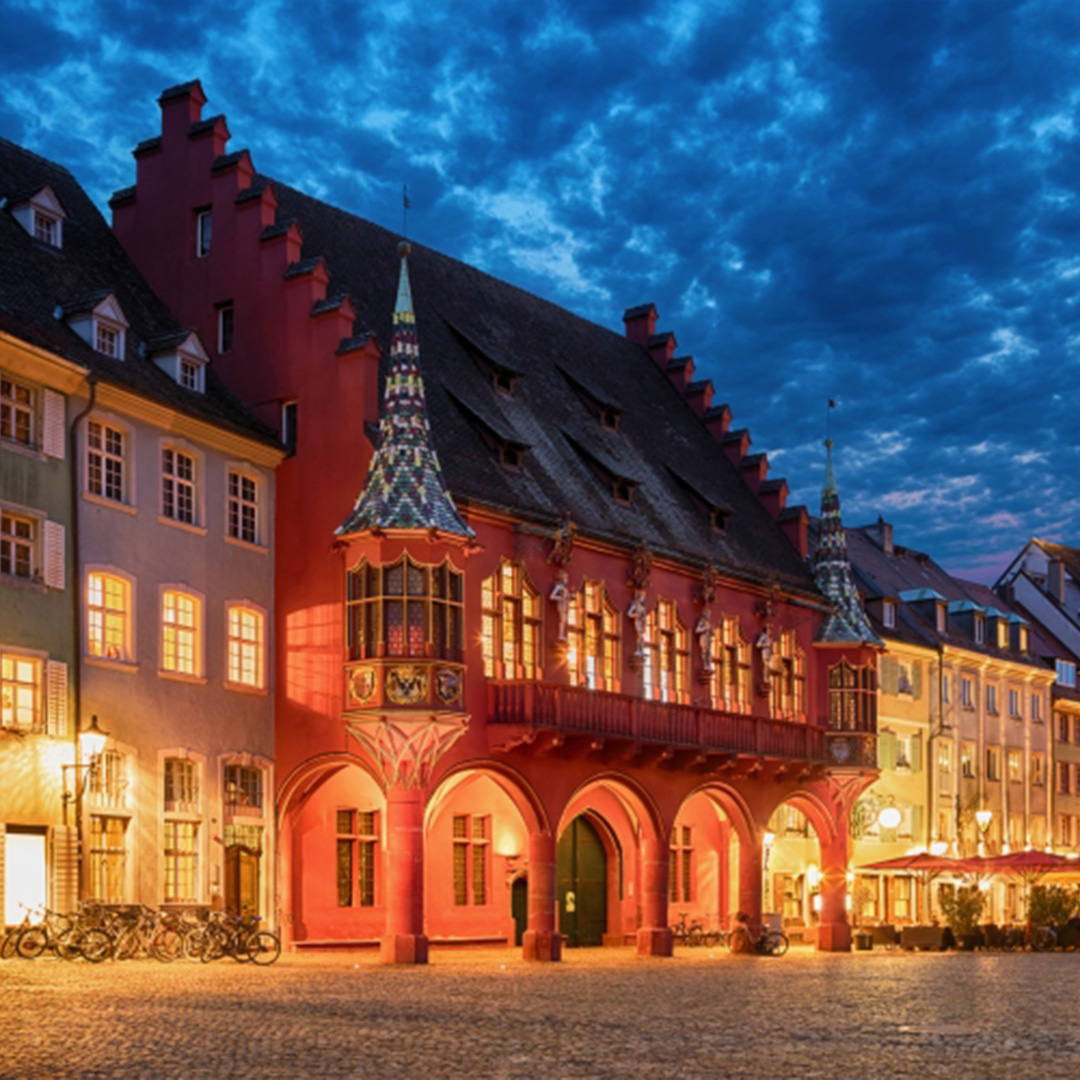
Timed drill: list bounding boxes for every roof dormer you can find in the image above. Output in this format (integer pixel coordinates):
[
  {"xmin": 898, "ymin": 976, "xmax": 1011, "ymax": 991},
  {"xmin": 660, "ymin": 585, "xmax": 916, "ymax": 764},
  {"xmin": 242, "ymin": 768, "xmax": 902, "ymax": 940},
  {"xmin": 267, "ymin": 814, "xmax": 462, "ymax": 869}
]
[
  {"xmin": 900, "ymin": 588, "xmax": 948, "ymax": 633},
  {"xmin": 58, "ymin": 292, "xmax": 129, "ymax": 360},
  {"xmin": 147, "ymin": 330, "xmax": 210, "ymax": 393},
  {"xmin": 7, "ymin": 185, "xmax": 67, "ymax": 248}
]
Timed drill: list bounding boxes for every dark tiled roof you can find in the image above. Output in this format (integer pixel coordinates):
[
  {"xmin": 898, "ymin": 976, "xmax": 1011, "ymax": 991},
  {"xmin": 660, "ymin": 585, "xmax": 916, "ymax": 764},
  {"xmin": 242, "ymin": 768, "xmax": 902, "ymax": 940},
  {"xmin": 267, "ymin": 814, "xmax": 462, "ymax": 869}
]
[
  {"xmin": 266, "ymin": 178, "xmax": 816, "ymax": 592},
  {"xmin": 0, "ymin": 137, "xmax": 278, "ymax": 447},
  {"xmin": 1035, "ymin": 540, "xmax": 1080, "ymax": 583}
]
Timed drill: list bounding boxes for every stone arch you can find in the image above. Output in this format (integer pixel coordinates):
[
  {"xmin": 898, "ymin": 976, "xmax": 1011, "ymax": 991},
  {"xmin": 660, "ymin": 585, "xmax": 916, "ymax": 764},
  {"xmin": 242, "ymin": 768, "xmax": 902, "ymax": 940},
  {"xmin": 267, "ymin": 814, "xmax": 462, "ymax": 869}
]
[
  {"xmin": 426, "ymin": 758, "xmax": 549, "ymax": 837},
  {"xmin": 276, "ymin": 750, "xmax": 383, "ymax": 828}
]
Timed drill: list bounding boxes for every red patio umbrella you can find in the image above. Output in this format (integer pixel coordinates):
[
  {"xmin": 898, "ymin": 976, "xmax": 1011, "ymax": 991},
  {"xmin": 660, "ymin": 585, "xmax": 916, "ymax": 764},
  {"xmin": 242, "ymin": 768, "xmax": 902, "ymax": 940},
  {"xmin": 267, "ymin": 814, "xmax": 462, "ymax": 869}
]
[
  {"xmin": 857, "ymin": 853, "xmax": 970, "ymax": 923},
  {"xmin": 961, "ymin": 851, "xmax": 1075, "ymax": 933}
]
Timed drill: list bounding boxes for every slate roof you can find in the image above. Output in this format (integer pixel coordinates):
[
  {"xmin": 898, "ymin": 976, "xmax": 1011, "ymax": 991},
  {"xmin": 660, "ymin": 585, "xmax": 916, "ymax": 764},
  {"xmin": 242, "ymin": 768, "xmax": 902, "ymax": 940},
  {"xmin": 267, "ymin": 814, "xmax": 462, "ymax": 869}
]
[
  {"xmin": 266, "ymin": 179, "xmax": 817, "ymax": 594},
  {"xmin": 828, "ymin": 522, "xmax": 1051, "ymax": 671},
  {"xmin": 0, "ymin": 137, "xmax": 278, "ymax": 447}
]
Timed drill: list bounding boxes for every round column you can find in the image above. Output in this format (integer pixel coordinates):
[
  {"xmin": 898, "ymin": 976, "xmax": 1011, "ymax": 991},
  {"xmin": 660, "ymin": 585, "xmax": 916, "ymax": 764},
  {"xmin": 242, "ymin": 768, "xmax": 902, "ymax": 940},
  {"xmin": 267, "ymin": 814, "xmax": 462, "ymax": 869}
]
[
  {"xmin": 522, "ymin": 832, "xmax": 561, "ymax": 961},
  {"xmin": 816, "ymin": 832, "xmax": 852, "ymax": 952},
  {"xmin": 636, "ymin": 834, "xmax": 673, "ymax": 956},
  {"xmin": 381, "ymin": 786, "xmax": 428, "ymax": 964}
]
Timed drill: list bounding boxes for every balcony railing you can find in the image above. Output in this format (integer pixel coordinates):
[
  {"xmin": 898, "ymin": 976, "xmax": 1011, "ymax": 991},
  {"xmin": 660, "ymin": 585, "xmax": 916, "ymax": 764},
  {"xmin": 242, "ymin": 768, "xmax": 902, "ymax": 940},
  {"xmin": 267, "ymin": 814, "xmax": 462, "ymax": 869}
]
[{"xmin": 487, "ymin": 680, "xmax": 827, "ymax": 762}]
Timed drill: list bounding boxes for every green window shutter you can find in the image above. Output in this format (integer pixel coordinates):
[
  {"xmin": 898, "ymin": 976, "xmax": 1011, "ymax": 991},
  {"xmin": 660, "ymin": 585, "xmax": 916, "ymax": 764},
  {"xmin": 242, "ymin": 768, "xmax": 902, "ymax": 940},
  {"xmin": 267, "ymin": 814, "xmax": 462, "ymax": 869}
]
[
  {"xmin": 912, "ymin": 805, "xmax": 924, "ymax": 842},
  {"xmin": 912, "ymin": 661, "xmax": 923, "ymax": 700},
  {"xmin": 878, "ymin": 731, "xmax": 897, "ymax": 770},
  {"xmin": 910, "ymin": 733, "xmax": 922, "ymax": 773},
  {"xmin": 881, "ymin": 657, "xmax": 899, "ymax": 696}
]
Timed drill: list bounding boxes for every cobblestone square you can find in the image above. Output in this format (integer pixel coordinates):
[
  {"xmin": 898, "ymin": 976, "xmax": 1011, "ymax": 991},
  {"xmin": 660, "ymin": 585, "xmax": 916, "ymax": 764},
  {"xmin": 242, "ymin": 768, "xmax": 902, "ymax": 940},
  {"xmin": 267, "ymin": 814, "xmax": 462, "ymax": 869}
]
[{"xmin": 2, "ymin": 946, "xmax": 1079, "ymax": 1080}]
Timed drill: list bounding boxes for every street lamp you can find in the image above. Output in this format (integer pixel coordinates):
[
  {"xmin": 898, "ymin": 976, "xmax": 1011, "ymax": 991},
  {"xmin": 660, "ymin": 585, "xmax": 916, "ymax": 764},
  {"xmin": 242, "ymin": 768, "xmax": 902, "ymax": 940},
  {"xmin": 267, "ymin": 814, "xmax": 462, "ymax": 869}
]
[
  {"xmin": 61, "ymin": 715, "xmax": 110, "ymax": 902},
  {"xmin": 878, "ymin": 805, "xmax": 902, "ymax": 830}
]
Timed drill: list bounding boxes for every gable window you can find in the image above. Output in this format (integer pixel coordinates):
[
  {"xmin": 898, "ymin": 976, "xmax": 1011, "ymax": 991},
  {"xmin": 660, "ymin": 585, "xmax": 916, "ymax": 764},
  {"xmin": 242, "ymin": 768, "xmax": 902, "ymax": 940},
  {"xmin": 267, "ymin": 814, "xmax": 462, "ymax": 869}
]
[
  {"xmin": 936, "ymin": 604, "xmax": 946, "ymax": 633},
  {"xmin": 161, "ymin": 448, "xmax": 196, "ymax": 525},
  {"xmin": 1, "ymin": 512, "xmax": 35, "ymax": 579},
  {"xmin": 226, "ymin": 605, "xmax": 264, "ymax": 689},
  {"xmin": 346, "ymin": 556, "xmax": 464, "ymax": 662},
  {"xmin": 227, "ymin": 471, "xmax": 259, "ymax": 545},
  {"xmin": 196, "ymin": 208, "xmax": 212, "ymax": 257},
  {"xmin": 566, "ymin": 581, "xmax": 619, "ymax": 692},
  {"xmin": 218, "ymin": 304, "xmax": 234, "ymax": 354},
  {"xmin": 1, "ymin": 376, "xmax": 34, "ymax": 446},
  {"xmin": 974, "ymin": 616, "xmax": 985, "ymax": 645},
  {"xmin": 336, "ymin": 809, "xmax": 377, "ymax": 908},
  {"xmin": 162, "ymin": 590, "xmax": 201, "ymax": 677},
  {"xmin": 710, "ymin": 616, "xmax": 751, "ymax": 712},
  {"xmin": 87, "ymin": 421, "xmax": 125, "ymax": 503},
  {"xmin": 1, "ymin": 654, "xmax": 41, "ymax": 732},
  {"xmin": 480, "ymin": 561, "xmax": 540, "ymax": 680},
  {"xmin": 87, "ymin": 572, "xmax": 132, "ymax": 662}
]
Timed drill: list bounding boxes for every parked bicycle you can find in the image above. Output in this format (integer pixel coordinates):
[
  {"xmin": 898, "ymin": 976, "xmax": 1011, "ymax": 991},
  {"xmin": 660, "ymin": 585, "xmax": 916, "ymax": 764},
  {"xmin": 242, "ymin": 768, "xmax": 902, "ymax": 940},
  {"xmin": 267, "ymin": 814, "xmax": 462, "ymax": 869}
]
[
  {"xmin": 728, "ymin": 913, "xmax": 789, "ymax": 956},
  {"xmin": 670, "ymin": 911, "xmax": 721, "ymax": 948},
  {"xmin": 198, "ymin": 912, "xmax": 281, "ymax": 965}
]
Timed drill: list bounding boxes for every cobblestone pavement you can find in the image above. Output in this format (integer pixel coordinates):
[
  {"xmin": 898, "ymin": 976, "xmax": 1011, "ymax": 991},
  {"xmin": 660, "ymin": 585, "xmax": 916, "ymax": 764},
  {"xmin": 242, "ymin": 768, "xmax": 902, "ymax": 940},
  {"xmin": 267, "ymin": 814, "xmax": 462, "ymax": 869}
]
[{"xmin": 2, "ymin": 946, "xmax": 1079, "ymax": 1080}]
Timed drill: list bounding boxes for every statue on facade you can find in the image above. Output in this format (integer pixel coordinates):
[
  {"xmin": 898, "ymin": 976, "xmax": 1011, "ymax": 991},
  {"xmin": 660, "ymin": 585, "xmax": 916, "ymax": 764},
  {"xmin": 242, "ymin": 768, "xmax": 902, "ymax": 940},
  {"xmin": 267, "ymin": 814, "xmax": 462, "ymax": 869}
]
[
  {"xmin": 696, "ymin": 609, "xmax": 715, "ymax": 674},
  {"xmin": 550, "ymin": 570, "xmax": 571, "ymax": 643},
  {"xmin": 628, "ymin": 588, "xmax": 648, "ymax": 658}
]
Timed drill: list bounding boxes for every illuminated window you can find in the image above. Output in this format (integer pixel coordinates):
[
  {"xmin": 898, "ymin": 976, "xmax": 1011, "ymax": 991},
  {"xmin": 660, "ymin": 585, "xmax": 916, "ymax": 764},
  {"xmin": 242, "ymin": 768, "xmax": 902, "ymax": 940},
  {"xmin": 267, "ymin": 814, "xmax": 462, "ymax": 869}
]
[
  {"xmin": 161, "ymin": 448, "xmax": 196, "ymax": 525},
  {"xmin": 669, "ymin": 825, "xmax": 693, "ymax": 904},
  {"xmin": 162, "ymin": 591, "xmax": 201, "ymax": 676},
  {"xmin": 164, "ymin": 757, "xmax": 199, "ymax": 809},
  {"xmin": 770, "ymin": 631, "xmax": 806, "ymax": 720},
  {"xmin": 88, "ymin": 816, "xmax": 127, "ymax": 903},
  {"xmin": 226, "ymin": 606, "xmax": 264, "ymax": 688},
  {"xmin": 566, "ymin": 581, "xmax": 619, "ymax": 691},
  {"xmin": 87, "ymin": 572, "xmax": 131, "ymax": 661},
  {"xmin": 1059, "ymin": 814, "xmax": 1072, "ymax": 847},
  {"xmin": 828, "ymin": 661, "xmax": 877, "ymax": 731},
  {"xmin": 163, "ymin": 821, "xmax": 198, "ymax": 903},
  {"xmin": 88, "ymin": 749, "xmax": 127, "ymax": 808},
  {"xmin": 960, "ymin": 741, "xmax": 976, "ymax": 778},
  {"xmin": 1007, "ymin": 748, "xmax": 1022, "ymax": 783},
  {"xmin": 710, "ymin": 616, "xmax": 751, "ymax": 712},
  {"xmin": 452, "ymin": 814, "xmax": 489, "ymax": 906},
  {"xmin": 642, "ymin": 599, "xmax": 688, "ymax": 703},
  {"xmin": 1, "ymin": 375, "xmax": 34, "ymax": 446},
  {"xmin": 480, "ymin": 561, "xmax": 540, "ymax": 679},
  {"xmin": 227, "ymin": 471, "xmax": 259, "ymax": 545},
  {"xmin": 0, "ymin": 512, "xmax": 35, "ymax": 579},
  {"xmin": 336, "ymin": 809, "xmax": 378, "ymax": 908},
  {"xmin": 346, "ymin": 556, "xmax": 464, "ymax": 662},
  {"xmin": 224, "ymin": 765, "xmax": 263, "ymax": 811},
  {"xmin": 87, "ymin": 421, "xmax": 125, "ymax": 502},
  {"xmin": 0, "ymin": 654, "xmax": 41, "ymax": 732}
]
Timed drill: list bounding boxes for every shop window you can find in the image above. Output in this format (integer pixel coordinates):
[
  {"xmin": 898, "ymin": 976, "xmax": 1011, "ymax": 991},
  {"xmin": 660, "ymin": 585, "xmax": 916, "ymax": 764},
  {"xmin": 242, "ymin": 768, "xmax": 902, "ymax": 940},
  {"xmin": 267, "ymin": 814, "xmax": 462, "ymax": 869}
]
[
  {"xmin": 336, "ymin": 809, "xmax": 377, "ymax": 908},
  {"xmin": 452, "ymin": 814, "xmax": 489, "ymax": 906},
  {"xmin": 346, "ymin": 556, "xmax": 464, "ymax": 663},
  {"xmin": 480, "ymin": 561, "xmax": 540, "ymax": 679},
  {"xmin": 566, "ymin": 581, "xmax": 619, "ymax": 692}
]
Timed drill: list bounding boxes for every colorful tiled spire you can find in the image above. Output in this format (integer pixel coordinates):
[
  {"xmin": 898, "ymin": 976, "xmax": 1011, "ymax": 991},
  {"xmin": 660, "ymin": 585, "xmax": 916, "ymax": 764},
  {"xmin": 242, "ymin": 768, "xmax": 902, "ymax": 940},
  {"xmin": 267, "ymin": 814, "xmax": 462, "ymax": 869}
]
[
  {"xmin": 337, "ymin": 242, "xmax": 474, "ymax": 539},
  {"xmin": 814, "ymin": 439, "xmax": 881, "ymax": 645}
]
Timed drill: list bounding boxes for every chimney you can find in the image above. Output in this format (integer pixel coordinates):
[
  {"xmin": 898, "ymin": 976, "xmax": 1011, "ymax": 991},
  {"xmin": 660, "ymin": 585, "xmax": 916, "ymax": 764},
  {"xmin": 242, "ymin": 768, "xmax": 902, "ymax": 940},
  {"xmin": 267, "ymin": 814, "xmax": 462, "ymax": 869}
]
[
  {"xmin": 622, "ymin": 303, "xmax": 657, "ymax": 347},
  {"xmin": 1048, "ymin": 558, "xmax": 1066, "ymax": 604},
  {"xmin": 867, "ymin": 515, "xmax": 894, "ymax": 556}
]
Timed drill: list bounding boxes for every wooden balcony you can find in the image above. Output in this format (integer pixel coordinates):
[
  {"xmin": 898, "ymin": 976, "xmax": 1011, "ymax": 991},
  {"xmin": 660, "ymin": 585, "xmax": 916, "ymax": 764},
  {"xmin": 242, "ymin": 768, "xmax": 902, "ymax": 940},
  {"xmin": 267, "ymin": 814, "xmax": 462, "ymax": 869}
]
[{"xmin": 486, "ymin": 680, "xmax": 833, "ymax": 771}]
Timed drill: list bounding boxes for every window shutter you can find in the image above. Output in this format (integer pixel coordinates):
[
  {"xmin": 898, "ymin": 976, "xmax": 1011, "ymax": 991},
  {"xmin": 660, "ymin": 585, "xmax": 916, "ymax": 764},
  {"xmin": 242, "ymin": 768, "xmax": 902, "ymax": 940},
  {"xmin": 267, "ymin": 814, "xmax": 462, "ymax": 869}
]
[
  {"xmin": 50, "ymin": 825, "xmax": 79, "ymax": 914},
  {"xmin": 912, "ymin": 661, "xmax": 923, "ymax": 700},
  {"xmin": 881, "ymin": 657, "xmax": 899, "ymax": 696},
  {"xmin": 42, "ymin": 389, "xmax": 65, "ymax": 459},
  {"xmin": 910, "ymin": 733, "xmax": 922, "ymax": 773},
  {"xmin": 46, "ymin": 660, "xmax": 68, "ymax": 737},
  {"xmin": 43, "ymin": 520, "xmax": 65, "ymax": 589},
  {"xmin": 878, "ymin": 730, "xmax": 897, "ymax": 770}
]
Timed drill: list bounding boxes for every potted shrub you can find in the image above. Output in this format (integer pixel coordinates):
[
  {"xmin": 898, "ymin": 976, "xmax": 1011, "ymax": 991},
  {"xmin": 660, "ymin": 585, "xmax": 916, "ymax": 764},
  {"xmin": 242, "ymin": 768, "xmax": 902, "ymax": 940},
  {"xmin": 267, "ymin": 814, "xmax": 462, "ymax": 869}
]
[
  {"xmin": 939, "ymin": 886, "xmax": 985, "ymax": 950},
  {"xmin": 1029, "ymin": 885, "xmax": 1079, "ymax": 947}
]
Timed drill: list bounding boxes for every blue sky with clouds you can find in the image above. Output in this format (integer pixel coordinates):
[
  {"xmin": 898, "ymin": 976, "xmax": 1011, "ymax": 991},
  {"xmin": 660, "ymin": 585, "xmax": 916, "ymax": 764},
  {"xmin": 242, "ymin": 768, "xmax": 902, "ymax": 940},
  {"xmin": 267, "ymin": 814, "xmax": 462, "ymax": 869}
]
[{"xmin": 3, "ymin": 0, "xmax": 1079, "ymax": 581}]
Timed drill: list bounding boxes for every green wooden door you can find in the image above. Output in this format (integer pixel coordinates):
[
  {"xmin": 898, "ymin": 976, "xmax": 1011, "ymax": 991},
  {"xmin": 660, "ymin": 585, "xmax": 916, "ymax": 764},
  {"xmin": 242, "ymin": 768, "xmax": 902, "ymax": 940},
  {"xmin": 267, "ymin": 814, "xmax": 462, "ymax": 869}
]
[
  {"xmin": 557, "ymin": 817, "xmax": 607, "ymax": 946},
  {"xmin": 511, "ymin": 876, "xmax": 528, "ymax": 946}
]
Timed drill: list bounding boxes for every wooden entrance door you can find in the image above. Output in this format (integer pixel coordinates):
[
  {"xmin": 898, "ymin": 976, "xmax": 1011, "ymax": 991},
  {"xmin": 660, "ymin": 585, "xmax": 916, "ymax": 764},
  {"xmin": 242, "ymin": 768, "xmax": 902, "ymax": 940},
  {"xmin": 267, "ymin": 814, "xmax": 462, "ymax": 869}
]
[
  {"xmin": 557, "ymin": 816, "xmax": 607, "ymax": 946},
  {"xmin": 224, "ymin": 845, "xmax": 260, "ymax": 916}
]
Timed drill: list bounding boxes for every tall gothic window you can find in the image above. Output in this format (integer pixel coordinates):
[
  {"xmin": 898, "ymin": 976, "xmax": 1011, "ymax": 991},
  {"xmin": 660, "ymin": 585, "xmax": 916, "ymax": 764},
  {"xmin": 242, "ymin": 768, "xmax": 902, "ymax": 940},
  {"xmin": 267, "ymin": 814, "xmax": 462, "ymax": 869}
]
[
  {"xmin": 566, "ymin": 581, "xmax": 619, "ymax": 691},
  {"xmin": 770, "ymin": 630, "xmax": 806, "ymax": 721},
  {"xmin": 828, "ymin": 661, "xmax": 877, "ymax": 732},
  {"xmin": 346, "ymin": 556, "xmax": 464, "ymax": 662},
  {"xmin": 709, "ymin": 616, "xmax": 751, "ymax": 712},
  {"xmin": 481, "ymin": 561, "xmax": 541, "ymax": 679},
  {"xmin": 642, "ymin": 599, "xmax": 688, "ymax": 704}
]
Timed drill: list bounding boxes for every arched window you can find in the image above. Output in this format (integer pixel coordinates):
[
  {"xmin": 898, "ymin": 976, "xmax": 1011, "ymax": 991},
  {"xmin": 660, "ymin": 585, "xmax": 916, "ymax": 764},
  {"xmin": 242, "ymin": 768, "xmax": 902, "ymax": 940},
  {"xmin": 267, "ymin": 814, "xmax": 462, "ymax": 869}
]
[
  {"xmin": 481, "ymin": 561, "xmax": 541, "ymax": 679},
  {"xmin": 642, "ymin": 599, "xmax": 688, "ymax": 703},
  {"xmin": 829, "ymin": 661, "xmax": 877, "ymax": 732},
  {"xmin": 710, "ymin": 616, "xmax": 751, "ymax": 713},
  {"xmin": 346, "ymin": 556, "xmax": 464, "ymax": 662},
  {"xmin": 770, "ymin": 630, "xmax": 806, "ymax": 721},
  {"xmin": 566, "ymin": 581, "xmax": 619, "ymax": 691}
]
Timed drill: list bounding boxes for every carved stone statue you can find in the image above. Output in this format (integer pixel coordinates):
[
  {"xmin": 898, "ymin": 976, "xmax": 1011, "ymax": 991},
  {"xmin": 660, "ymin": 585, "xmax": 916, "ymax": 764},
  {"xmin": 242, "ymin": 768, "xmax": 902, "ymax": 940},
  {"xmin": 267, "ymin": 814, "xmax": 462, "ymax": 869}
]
[
  {"xmin": 628, "ymin": 588, "xmax": 648, "ymax": 658},
  {"xmin": 550, "ymin": 570, "xmax": 570, "ymax": 643},
  {"xmin": 756, "ymin": 627, "xmax": 774, "ymax": 672},
  {"xmin": 695, "ymin": 610, "xmax": 715, "ymax": 674}
]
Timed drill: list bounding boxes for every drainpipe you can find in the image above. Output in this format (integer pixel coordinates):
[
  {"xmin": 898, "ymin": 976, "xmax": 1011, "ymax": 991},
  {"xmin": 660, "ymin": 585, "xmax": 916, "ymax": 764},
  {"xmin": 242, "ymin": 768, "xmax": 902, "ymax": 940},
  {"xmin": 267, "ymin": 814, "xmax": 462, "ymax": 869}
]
[{"xmin": 69, "ymin": 373, "xmax": 97, "ymax": 902}]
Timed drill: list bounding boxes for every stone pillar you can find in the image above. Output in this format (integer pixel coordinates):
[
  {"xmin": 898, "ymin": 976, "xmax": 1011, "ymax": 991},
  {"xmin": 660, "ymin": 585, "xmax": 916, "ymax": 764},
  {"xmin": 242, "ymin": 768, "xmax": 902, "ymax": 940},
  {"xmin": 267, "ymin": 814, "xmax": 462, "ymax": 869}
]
[
  {"xmin": 381, "ymin": 787, "xmax": 428, "ymax": 964},
  {"xmin": 636, "ymin": 834, "xmax": 672, "ymax": 956},
  {"xmin": 522, "ymin": 832, "xmax": 561, "ymax": 961},
  {"xmin": 737, "ymin": 835, "xmax": 764, "ymax": 928},
  {"xmin": 816, "ymin": 831, "xmax": 852, "ymax": 952},
  {"xmin": 278, "ymin": 812, "xmax": 294, "ymax": 951}
]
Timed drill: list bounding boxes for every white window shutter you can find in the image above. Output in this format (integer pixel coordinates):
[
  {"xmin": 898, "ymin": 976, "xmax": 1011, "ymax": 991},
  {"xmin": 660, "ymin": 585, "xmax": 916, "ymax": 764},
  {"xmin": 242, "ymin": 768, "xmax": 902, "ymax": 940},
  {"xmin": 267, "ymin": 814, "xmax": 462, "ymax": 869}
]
[
  {"xmin": 43, "ymin": 520, "xmax": 65, "ymax": 589},
  {"xmin": 46, "ymin": 661, "xmax": 68, "ymax": 737},
  {"xmin": 42, "ymin": 389, "xmax": 65, "ymax": 459}
]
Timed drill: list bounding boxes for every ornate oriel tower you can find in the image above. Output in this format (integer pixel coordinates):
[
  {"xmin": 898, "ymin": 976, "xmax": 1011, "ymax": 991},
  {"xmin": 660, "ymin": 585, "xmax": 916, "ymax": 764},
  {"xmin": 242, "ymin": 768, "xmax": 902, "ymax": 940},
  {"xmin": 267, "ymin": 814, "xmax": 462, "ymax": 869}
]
[{"xmin": 336, "ymin": 242, "xmax": 475, "ymax": 963}]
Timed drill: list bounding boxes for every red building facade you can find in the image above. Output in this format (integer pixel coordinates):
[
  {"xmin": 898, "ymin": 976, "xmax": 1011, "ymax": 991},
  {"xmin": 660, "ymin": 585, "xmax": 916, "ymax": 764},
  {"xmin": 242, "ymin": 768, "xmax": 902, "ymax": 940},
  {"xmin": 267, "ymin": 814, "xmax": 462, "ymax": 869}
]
[{"xmin": 112, "ymin": 81, "xmax": 880, "ymax": 960}]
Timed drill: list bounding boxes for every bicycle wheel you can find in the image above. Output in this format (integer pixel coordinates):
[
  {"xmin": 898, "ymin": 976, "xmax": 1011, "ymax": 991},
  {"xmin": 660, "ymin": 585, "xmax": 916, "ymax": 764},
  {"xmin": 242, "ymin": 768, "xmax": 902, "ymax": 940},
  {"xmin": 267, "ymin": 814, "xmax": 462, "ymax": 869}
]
[
  {"xmin": 1032, "ymin": 926, "xmax": 1056, "ymax": 952},
  {"xmin": 701, "ymin": 930, "xmax": 722, "ymax": 948},
  {"xmin": 200, "ymin": 927, "xmax": 226, "ymax": 963},
  {"xmin": 56, "ymin": 928, "xmax": 85, "ymax": 961},
  {"xmin": 151, "ymin": 928, "xmax": 182, "ymax": 962},
  {"xmin": 767, "ymin": 931, "xmax": 789, "ymax": 956},
  {"xmin": 247, "ymin": 931, "xmax": 281, "ymax": 965},
  {"xmin": 686, "ymin": 927, "xmax": 704, "ymax": 948},
  {"xmin": 1, "ymin": 930, "xmax": 21, "ymax": 960},
  {"xmin": 80, "ymin": 929, "xmax": 113, "ymax": 963},
  {"xmin": 16, "ymin": 928, "xmax": 48, "ymax": 959}
]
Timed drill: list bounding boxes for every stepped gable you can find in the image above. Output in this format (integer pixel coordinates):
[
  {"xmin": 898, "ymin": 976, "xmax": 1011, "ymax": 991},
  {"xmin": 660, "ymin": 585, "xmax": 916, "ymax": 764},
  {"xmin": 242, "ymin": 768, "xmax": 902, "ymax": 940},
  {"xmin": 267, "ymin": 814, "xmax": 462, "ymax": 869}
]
[
  {"xmin": 0, "ymin": 137, "xmax": 276, "ymax": 446},
  {"xmin": 812, "ymin": 439, "xmax": 882, "ymax": 646},
  {"xmin": 265, "ymin": 179, "xmax": 816, "ymax": 594},
  {"xmin": 338, "ymin": 245, "xmax": 473, "ymax": 539}
]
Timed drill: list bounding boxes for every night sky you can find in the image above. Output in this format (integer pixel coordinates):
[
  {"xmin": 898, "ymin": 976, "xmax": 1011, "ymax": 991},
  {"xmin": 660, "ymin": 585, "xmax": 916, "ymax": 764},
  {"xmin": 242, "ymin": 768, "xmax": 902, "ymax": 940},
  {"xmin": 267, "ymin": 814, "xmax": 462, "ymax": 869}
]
[{"xmin": 3, "ymin": 1, "xmax": 1078, "ymax": 582}]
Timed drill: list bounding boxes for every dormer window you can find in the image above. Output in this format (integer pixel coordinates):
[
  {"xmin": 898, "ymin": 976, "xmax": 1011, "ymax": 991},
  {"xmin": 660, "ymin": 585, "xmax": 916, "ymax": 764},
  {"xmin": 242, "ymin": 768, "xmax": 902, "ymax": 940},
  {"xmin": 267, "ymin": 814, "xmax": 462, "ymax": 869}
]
[
  {"xmin": 497, "ymin": 442, "xmax": 527, "ymax": 470},
  {"xmin": 936, "ymin": 604, "xmax": 946, "ymax": 633},
  {"xmin": 612, "ymin": 479, "xmax": 635, "ymax": 505},
  {"xmin": 883, "ymin": 601, "xmax": 897, "ymax": 629},
  {"xmin": 974, "ymin": 616, "xmax": 985, "ymax": 645},
  {"xmin": 180, "ymin": 360, "xmax": 199, "ymax": 391},
  {"xmin": 33, "ymin": 212, "xmax": 59, "ymax": 246},
  {"xmin": 148, "ymin": 330, "xmax": 208, "ymax": 393},
  {"xmin": 60, "ymin": 292, "xmax": 129, "ymax": 361},
  {"xmin": 492, "ymin": 371, "xmax": 515, "ymax": 396},
  {"xmin": 709, "ymin": 508, "xmax": 726, "ymax": 533},
  {"xmin": 599, "ymin": 406, "xmax": 621, "ymax": 431},
  {"xmin": 96, "ymin": 323, "xmax": 120, "ymax": 358},
  {"xmin": 9, "ymin": 185, "xmax": 66, "ymax": 249}
]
